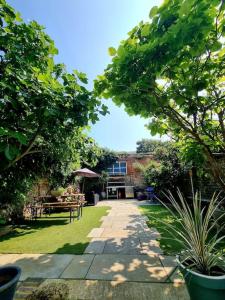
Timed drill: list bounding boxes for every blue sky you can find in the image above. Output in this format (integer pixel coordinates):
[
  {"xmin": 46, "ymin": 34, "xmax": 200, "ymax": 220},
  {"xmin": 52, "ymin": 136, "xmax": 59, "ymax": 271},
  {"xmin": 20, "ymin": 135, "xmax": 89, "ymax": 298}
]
[{"xmin": 8, "ymin": 0, "xmax": 165, "ymax": 151}]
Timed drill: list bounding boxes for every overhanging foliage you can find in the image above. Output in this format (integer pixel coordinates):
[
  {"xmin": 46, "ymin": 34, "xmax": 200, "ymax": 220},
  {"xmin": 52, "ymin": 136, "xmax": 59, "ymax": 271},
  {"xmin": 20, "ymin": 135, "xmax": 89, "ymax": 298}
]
[{"xmin": 95, "ymin": 0, "xmax": 225, "ymax": 189}]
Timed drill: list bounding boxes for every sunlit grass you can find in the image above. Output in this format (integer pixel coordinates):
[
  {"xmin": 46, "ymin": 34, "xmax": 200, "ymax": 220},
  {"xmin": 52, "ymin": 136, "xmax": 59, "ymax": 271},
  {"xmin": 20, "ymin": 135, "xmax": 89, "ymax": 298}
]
[
  {"xmin": 0, "ymin": 206, "xmax": 109, "ymax": 254},
  {"xmin": 140, "ymin": 205, "xmax": 225, "ymax": 256},
  {"xmin": 140, "ymin": 205, "xmax": 182, "ymax": 255}
]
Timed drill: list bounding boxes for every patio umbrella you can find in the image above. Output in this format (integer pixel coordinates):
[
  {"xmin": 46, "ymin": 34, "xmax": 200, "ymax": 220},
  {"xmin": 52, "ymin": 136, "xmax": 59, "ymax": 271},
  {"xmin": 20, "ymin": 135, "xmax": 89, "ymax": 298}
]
[{"xmin": 73, "ymin": 168, "xmax": 100, "ymax": 192}]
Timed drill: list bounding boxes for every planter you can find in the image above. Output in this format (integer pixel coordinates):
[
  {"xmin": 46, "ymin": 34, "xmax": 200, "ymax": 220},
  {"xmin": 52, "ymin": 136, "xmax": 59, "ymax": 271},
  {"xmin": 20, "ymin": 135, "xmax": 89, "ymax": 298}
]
[
  {"xmin": 101, "ymin": 192, "xmax": 106, "ymax": 200},
  {"xmin": 51, "ymin": 187, "xmax": 65, "ymax": 197},
  {"xmin": 0, "ymin": 266, "xmax": 21, "ymax": 300},
  {"xmin": 177, "ymin": 256, "xmax": 225, "ymax": 300}
]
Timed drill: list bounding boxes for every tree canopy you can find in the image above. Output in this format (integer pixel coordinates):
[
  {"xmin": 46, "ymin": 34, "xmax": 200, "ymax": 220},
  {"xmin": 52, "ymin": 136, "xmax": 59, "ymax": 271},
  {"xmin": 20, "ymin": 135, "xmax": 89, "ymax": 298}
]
[
  {"xmin": 0, "ymin": 0, "xmax": 107, "ymax": 171},
  {"xmin": 95, "ymin": 0, "xmax": 225, "ymax": 189},
  {"xmin": 0, "ymin": 1, "xmax": 107, "ymax": 220},
  {"xmin": 136, "ymin": 139, "xmax": 169, "ymax": 153},
  {"xmin": 134, "ymin": 142, "xmax": 187, "ymax": 194}
]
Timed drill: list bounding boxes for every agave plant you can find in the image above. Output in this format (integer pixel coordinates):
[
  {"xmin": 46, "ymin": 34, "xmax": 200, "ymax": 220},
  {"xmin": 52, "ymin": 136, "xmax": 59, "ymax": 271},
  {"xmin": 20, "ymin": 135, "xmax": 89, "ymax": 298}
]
[{"xmin": 159, "ymin": 189, "xmax": 225, "ymax": 276}]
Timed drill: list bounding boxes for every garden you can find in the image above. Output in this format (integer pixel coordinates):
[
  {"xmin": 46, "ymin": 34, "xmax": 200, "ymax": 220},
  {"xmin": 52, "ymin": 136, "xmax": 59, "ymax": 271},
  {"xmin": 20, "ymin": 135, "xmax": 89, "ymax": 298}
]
[{"xmin": 0, "ymin": 0, "xmax": 225, "ymax": 299}]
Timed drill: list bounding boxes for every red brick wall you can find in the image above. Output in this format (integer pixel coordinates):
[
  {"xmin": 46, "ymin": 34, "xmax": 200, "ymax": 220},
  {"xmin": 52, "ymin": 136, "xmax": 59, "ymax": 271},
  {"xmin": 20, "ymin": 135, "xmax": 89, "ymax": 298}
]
[{"xmin": 118, "ymin": 154, "xmax": 153, "ymax": 187}]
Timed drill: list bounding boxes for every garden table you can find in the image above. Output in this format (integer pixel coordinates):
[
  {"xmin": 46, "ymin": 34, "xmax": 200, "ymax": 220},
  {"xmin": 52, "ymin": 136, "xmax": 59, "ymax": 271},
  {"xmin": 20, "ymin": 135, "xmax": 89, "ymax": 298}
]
[
  {"xmin": 58, "ymin": 194, "xmax": 86, "ymax": 217},
  {"xmin": 28, "ymin": 194, "xmax": 86, "ymax": 222},
  {"xmin": 42, "ymin": 202, "xmax": 80, "ymax": 223}
]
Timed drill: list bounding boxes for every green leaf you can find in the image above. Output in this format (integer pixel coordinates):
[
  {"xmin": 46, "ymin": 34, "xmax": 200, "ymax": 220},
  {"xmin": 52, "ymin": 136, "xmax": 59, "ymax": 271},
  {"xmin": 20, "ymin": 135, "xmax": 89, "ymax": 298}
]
[
  {"xmin": 15, "ymin": 12, "xmax": 22, "ymax": 22},
  {"xmin": 73, "ymin": 70, "xmax": 88, "ymax": 84},
  {"xmin": 210, "ymin": 41, "xmax": 222, "ymax": 52},
  {"xmin": 3, "ymin": 5, "xmax": 16, "ymax": 20},
  {"xmin": 141, "ymin": 24, "xmax": 150, "ymax": 37},
  {"xmin": 4, "ymin": 144, "xmax": 19, "ymax": 161},
  {"xmin": 108, "ymin": 47, "xmax": 117, "ymax": 56},
  {"xmin": 175, "ymin": 97, "xmax": 185, "ymax": 106},
  {"xmin": 148, "ymin": 123, "xmax": 158, "ymax": 136},
  {"xmin": 149, "ymin": 6, "xmax": 158, "ymax": 18},
  {"xmin": 48, "ymin": 42, "xmax": 58, "ymax": 55},
  {"xmin": 179, "ymin": 1, "xmax": 192, "ymax": 16},
  {"xmin": 13, "ymin": 132, "xmax": 28, "ymax": 145},
  {"xmin": 0, "ymin": 127, "xmax": 8, "ymax": 136},
  {"xmin": 218, "ymin": 47, "xmax": 225, "ymax": 57},
  {"xmin": 117, "ymin": 45, "xmax": 126, "ymax": 56},
  {"xmin": 0, "ymin": 127, "xmax": 28, "ymax": 145}
]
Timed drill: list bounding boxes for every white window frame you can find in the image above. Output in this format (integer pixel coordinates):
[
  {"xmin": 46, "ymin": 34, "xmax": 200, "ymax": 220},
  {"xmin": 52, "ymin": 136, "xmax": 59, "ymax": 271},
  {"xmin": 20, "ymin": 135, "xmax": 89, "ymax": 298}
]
[{"xmin": 108, "ymin": 161, "xmax": 127, "ymax": 175}]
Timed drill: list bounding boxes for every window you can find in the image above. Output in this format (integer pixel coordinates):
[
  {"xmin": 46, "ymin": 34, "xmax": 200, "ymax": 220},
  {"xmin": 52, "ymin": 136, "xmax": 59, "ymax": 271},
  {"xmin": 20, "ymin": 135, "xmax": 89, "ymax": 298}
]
[{"xmin": 107, "ymin": 161, "xmax": 127, "ymax": 175}]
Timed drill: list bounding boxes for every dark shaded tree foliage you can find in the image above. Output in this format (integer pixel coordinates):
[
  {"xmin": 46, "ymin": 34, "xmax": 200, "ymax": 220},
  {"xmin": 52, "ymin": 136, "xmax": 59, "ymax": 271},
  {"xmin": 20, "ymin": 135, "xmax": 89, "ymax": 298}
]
[
  {"xmin": 136, "ymin": 142, "xmax": 187, "ymax": 195},
  {"xmin": 92, "ymin": 148, "xmax": 118, "ymax": 173}
]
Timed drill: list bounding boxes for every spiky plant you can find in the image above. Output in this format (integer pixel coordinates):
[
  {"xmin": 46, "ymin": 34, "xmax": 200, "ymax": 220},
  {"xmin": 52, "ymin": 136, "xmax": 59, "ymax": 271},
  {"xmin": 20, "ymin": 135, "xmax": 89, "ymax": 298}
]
[{"xmin": 159, "ymin": 189, "xmax": 225, "ymax": 276}]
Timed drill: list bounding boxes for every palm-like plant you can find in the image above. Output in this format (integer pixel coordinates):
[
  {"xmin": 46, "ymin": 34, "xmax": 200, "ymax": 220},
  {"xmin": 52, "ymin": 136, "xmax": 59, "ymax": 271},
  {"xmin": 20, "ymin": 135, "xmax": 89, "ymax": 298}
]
[{"xmin": 159, "ymin": 189, "xmax": 225, "ymax": 276}]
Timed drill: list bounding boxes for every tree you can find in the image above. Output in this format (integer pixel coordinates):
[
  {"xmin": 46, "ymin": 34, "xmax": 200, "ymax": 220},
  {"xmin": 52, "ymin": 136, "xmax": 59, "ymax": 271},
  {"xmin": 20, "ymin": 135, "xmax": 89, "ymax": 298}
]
[
  {"xmin": 0, "ymin": 1, "xmax": 107, "ymax": 220},
  {"xmin": 95, "ymin": 0, "xmax": 225, "ymax": 189},
  {"xmin": 134, "ymin": 143, "xmax": 187, "ymax": 194},
  {"xmin": 92, "ymin": 148, "xmax": 118, "ymax": 173},
  {"xmin": 0, "ymin": 0, "xmax": 107, "ymax": 171},
  {"xmin": 136, "ymin": 138, "xmax": 168, "ymax": 153}
]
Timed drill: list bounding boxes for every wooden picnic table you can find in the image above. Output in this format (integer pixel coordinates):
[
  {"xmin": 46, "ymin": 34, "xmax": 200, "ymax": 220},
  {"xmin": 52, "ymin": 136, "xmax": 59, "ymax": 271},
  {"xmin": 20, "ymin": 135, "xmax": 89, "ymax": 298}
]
[
  {"xmin": 43, "ymin": 202, "xmax": 81, "ymax": 222},
  {"xmin": 28, "ymin": 194, "xmax": 86, "ymax": 222}
]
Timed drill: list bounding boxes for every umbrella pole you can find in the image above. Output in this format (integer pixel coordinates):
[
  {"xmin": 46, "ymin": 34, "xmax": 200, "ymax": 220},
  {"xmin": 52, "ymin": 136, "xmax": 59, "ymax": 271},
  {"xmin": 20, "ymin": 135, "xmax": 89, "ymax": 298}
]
[{"xmin": 82, "ymin": 177, "xmax": 85, "ymax": 193}]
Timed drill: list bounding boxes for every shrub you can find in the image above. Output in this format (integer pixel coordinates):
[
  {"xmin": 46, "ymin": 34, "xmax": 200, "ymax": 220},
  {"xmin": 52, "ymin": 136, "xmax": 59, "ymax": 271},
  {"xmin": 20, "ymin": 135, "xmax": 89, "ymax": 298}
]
[
  {"xmin": 26, "ymin": 282, "xmax": 69, "ymax": 300},
  {"xmin": 160, "ymin": 189, "xmax": 225, "ymax": 275}
]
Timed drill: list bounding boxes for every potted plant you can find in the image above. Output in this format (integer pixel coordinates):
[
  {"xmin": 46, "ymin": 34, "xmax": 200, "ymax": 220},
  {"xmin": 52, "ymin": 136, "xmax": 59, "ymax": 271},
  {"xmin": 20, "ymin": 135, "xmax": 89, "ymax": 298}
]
[
  {"xmin": 160, "ymin": 189, "xmax": 225, "ymax": 300},
  {"xmin": 0, "ymin": 266, "xmax": 21, "ymax": 300},
  {"xmin": 99, "ymin": 171, "xmax": 109, "ymax": 200},
  {"xmin": 50, "ymin": 187, "xmax": 65, "ymax": 197}
]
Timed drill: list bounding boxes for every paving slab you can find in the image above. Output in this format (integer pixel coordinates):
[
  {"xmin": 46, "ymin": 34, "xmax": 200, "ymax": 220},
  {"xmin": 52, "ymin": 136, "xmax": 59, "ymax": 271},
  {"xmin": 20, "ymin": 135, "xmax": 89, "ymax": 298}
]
[
  {"xmin": 101, "ymin": 229, "xmax": 134, "ymax": 238},
  {"xmin": 103, "ymin": 238, "xmax": 141, "ymax": 255},
  {"xmin": 60, "ymin": 254, "xmax": 94, "ymax": 279},
  {"xmin": 84, "ymin": 238, "xmax": 107, "ymax": 254},
  {"xmin": 159, "ymin": 255, "xmax": 184, "ymax": 283},
  {"xmin": 140, "ymin": 239, "xmax": 163, "ymax": 255},
  {"xmin": 0, "ymin": 254, "xmax": 73, "ymax": 281},
  {"xmin": 86, "ymin": 254, "xmax": 168, "ymax": 282},
  {"xmin": 87, "ymin": 228, "xmax": 104, "ymax": 238},
  {"xmin": 33, "ymin": 279, "xmax": 189, "ymax": 300},
  {"xmin": 100, "ymin": 221, "xmax": 114, "ymax": 228}
]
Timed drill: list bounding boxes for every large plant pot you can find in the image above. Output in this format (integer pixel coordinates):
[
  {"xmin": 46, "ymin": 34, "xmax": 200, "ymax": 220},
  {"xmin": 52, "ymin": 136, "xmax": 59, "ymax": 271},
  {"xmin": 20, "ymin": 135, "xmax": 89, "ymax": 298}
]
[
  {"xmin": 177, "ymin": 256, "xmax": 225, "ymax": 300},
  {"xmin": 0, "ymin": 266, "xmax": 21, "ymax": 300}
]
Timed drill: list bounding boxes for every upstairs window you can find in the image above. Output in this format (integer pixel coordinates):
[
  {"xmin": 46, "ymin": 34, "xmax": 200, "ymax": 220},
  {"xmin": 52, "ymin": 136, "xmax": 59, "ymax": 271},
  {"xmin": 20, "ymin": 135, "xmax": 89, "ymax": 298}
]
[{"xmin": 107, "ymin": 161, "xmax": 127, "ymax": 175}]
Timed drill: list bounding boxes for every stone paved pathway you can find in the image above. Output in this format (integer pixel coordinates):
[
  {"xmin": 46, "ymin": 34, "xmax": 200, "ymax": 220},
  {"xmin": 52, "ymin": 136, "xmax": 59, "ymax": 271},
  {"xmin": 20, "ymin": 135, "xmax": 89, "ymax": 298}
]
[
  {"xmin": 86, "ymin": 200, "xmax": 163, "ymax": 256},
  {"xmin": 83, "ymin": 200, "xmax": 181, "ymax": 283},
  {"xmin": 0, "ymin": 199, "xmax": 188, "ymax": 299}
]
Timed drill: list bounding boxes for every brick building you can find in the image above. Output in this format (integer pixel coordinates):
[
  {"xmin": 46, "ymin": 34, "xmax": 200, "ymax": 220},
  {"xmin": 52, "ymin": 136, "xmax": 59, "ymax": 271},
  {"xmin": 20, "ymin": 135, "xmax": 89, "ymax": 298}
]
[{"xmin": 106, "ymin": 153, "xmax": 153, "ymax": 199}]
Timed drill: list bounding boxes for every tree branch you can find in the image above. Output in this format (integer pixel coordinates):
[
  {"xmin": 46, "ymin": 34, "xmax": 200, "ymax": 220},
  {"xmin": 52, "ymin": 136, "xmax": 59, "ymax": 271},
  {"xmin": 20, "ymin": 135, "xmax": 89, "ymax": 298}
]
[
  {"xmin": 218, "ymin": 110, "xmax": 225, "ymax": 143},
  {"xmin": 3, "ymin": 131, "xmax": 40, "ymax": 170}
]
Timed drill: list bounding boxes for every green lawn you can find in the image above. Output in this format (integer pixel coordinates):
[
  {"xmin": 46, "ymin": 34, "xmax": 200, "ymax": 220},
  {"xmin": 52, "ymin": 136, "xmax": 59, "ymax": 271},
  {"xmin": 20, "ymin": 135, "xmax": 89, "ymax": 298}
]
[
  {"xmin": 140, "ymin": 205, "xmax": 225, "ymax": 256},
  {"xmin": 0, "ymin": 206, "xmax": 109, "ymax": 254},
  {"xmin": 140, "ymin": 205, "xmax": 183, "ymax": 255}
]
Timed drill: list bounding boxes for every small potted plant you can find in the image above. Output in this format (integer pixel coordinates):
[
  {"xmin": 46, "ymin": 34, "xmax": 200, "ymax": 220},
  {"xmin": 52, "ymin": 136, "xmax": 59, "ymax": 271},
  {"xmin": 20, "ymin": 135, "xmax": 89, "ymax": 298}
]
[
  {"xmin": 160, "ymin": 189, "xmax": 225, "ymax": 300},
  {"xmin": 50, "ymin": 187, "xmax": 65, "ymax": 197},
  {"xmin": 0, "ymin": 266, "xmax": 21, "ymax": 300}
]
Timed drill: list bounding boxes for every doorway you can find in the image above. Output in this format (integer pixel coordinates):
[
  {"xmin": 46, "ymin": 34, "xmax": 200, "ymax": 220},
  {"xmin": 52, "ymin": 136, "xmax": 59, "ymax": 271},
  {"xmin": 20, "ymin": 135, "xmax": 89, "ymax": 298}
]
[{"xmin": 117, "ymin": 187, "xmax": 125, "ymax": 199}]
